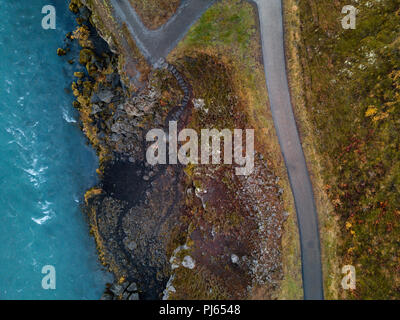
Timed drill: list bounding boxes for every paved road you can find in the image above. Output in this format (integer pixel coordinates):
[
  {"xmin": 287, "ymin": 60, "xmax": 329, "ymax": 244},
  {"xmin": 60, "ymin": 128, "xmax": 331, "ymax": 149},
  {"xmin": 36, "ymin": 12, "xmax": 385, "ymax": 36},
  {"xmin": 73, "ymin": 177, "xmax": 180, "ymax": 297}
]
[
  {"xmin": 109, "ymin": 0, "xmax": 324, "ymax": 299},
  {"xmin": 109, "ymin": 0, "xmax": 215, "ymax": 65},
  {"xmin": 252, "ymin": 0, "xmax": 324, "ymax": 299}
]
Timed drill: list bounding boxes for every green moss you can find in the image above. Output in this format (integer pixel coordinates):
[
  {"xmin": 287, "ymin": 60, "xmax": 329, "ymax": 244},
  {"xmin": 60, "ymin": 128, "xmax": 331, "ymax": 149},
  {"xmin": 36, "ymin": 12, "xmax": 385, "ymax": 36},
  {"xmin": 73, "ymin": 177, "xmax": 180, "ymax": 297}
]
[
  {"xmin": 178, "ymin": 0, "xmax": 254, "ymax": 52},
  {"xmin": 69, "ymin": 0, "xmax": 82, "ymax": 14},
  {"xmin": 79, "ymin": 48, "xmax": 94, "ymax": 65},
  {"xmin": 74, "ymin": 71, "xmax": 85, "ymax": 78}
]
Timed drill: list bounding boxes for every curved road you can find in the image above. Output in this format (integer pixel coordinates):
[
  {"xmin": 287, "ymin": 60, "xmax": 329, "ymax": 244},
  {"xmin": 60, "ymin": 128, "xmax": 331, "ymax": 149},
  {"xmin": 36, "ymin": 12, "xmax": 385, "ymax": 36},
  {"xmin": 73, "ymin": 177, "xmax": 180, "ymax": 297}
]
[
  {"xmin": 252, "ymin": 0, "xmax": 324, "ymax": 299},
  {"xmin": 109, "ymin": 0, "xmax": 324, "ymax": 300}
]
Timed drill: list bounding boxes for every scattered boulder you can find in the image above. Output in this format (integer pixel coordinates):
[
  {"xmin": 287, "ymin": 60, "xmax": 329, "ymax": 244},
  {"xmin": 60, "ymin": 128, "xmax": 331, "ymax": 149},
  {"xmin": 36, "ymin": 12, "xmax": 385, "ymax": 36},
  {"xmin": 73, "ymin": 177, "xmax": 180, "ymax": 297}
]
[
  {"xmin": 127, "ymin": 241, "xmax": 137, "ymax": 251},
  {"xmin": 57, "ymin": 48, "xmax": 66, "ymax": 56},
  {"xmin": 127, "ymin": 282, "xmax": 138, "ymax": 292},
  {"xmin": 128, "ymin": 293, "xmax": 140, "ymax": 300},
  {"xmin": 193, "ymin": 98, "xmax": 205, "ymax": 110},
  {"xmin": 231, "ymin": 254, "xmax": 239, "ymax": 264},
  {"xmin": 182, "ymin": 256, "xmax": 195, "ymax": 269},
  {"xmin": 91, "ymin": 104, "xmax": 101, "ymax": 115},
  {"xmin": 97, "ymin": 89, "xmax": 114, "ymax": 104},
  {"xmin": 109, "ymin": 281, "xmax": 129, "ymax": 296}
]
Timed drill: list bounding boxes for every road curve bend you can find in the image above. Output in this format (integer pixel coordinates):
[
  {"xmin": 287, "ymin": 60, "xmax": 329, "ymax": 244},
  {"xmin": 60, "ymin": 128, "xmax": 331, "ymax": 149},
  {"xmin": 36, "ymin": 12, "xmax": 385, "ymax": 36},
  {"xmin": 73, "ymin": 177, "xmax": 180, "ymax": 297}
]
[
  {"xmin": 109, "ymin": 0, "xmax": 215, "ymax": 65},
  {"xmin": 252, "ymin": 0, "xmax": 324, "ymax": 299}
]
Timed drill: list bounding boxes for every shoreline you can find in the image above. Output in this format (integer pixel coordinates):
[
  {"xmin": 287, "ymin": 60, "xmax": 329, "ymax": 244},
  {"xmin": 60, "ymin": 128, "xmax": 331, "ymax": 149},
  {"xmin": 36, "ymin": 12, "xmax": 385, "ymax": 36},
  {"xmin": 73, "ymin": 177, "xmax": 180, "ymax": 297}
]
[{"xmin": 64, "ymin": 1, "xmax": 197, "ymax": 299}]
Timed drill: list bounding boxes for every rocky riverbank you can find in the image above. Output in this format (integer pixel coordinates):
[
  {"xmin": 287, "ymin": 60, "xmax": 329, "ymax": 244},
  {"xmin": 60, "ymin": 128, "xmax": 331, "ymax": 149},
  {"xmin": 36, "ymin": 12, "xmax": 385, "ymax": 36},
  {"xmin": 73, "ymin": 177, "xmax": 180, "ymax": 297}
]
[
  {"xmin": 61, "ymin": 1, "xmax": 193, "ymax": 300},
  {"xmin": 61, "ymin": 0, "xmax": 293, "ymax": 300}
]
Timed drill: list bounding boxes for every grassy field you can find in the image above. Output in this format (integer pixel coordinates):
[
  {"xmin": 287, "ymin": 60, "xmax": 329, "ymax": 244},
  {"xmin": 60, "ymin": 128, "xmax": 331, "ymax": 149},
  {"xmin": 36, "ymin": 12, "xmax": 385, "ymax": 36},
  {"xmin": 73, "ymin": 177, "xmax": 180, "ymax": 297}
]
[
  {"xmin": 284, "ymin": 0, "xmax": 400, "ymax": 299},
  {"xmin": 130, "ymin": 0, "xmax": 180, "ymax": 30},
  {"xmin": 169, "ymin": 0, "xmax": 303, "ymax": 300}
]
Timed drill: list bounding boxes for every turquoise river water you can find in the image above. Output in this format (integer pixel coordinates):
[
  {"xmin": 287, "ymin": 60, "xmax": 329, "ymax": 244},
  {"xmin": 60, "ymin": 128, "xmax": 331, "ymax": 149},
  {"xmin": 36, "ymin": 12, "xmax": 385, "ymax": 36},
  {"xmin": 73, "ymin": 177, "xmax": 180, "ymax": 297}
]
[{"xmin": 0, "ymin": 0, "xmax": 112, "ymax": 299}]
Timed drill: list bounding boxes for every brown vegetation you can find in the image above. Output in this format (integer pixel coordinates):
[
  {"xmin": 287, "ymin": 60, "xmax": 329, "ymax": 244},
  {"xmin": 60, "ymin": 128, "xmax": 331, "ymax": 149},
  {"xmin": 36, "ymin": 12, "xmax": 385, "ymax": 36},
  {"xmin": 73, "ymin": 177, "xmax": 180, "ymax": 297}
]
[
  {"xmin": 284, "ymin": 0, "xmax": 400, "ymax": 299},
  {"xmin": 130, "ymin": 0, "xmax": 180, "ymax": 30}
]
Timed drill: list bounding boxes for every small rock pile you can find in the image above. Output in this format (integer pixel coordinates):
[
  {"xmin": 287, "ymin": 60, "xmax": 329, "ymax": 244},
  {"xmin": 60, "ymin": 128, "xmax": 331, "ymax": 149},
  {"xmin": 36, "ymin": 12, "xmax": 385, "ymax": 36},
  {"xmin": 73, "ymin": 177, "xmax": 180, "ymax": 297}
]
[{"xmin": 100, "ymin": 281, "xmax": 140, "ymax": 300}]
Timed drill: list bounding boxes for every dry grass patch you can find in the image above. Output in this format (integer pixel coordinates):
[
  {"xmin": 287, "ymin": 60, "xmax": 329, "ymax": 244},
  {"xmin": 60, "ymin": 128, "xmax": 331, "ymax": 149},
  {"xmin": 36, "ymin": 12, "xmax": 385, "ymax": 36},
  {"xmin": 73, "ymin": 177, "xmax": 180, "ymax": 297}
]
[
  {"xmin": 130, "ymin": 0, "xmax": 180, "ymax": 30},
  {"xmin": 283, "ymin": 0, "xmax": 400, "ymax": 299}
]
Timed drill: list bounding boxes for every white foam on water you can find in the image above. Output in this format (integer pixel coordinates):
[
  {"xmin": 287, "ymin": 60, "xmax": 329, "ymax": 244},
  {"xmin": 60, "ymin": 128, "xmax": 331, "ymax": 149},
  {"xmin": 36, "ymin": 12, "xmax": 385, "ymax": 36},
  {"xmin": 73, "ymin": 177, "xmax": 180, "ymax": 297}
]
[{"xmin": 62, "ymin": 109, "xmax": 77, "ymax": 123}]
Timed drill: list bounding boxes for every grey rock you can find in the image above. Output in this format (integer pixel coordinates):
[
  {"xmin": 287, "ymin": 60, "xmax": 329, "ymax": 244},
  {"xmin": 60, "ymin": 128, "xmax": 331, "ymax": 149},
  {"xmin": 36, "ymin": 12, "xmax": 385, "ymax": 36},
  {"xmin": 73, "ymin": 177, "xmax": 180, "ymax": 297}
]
[
  {"xmin": 127, "ymin": 241, "xmax": 137, "ymax": 251},
  {"xmin": 109, "ymin": 282, "xmax": 129, "ymax": 296},
  {"xmin": 231, "ymin": 254, "xmax": 240, "ymax": 264},
  {"xmin": 126, "ymin": 282, "xmax": 138, "ymax": 292},
  {"xmin": 128, "ymin": 293, "xmax": 140, "ymax": 300},
  {"xmin": 91, "ymin": 104, "xmax": 101, "ymax": 115},
  {"xmin": 97, "ymin": 89, "xmax": 114, "ymax": 104},
  {"xmin": 100, "ymin": 293, "xmax": 113, "ymax": 300},
  {"xmin": 121, "ymin": 291, "xmax": 130, "ymax": 300},
  {"xmin": 107, "ymin": 73, "xmax": 120, "ymax": 89},
  {"xmin": 111, "ymin": 122, "xmax": 125, "ymax": 134},
  {"xmin": 79, "ymin": 6, "xmax": 91, "ymax": 20},
  {"xmin": 110, "ymin": 133, "xmax": 120, "ymax": 142},
  {"xmin": 91, "ymin": 93, "xmax": 101, "ymax": 104}
]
